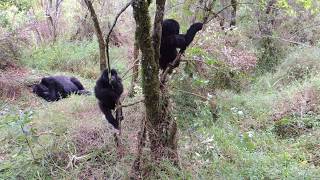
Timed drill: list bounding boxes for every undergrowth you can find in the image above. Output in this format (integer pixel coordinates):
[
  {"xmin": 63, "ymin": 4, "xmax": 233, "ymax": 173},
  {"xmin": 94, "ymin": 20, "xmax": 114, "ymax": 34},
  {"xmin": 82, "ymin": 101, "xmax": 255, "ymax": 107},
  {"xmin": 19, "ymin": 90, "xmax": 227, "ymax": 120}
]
[
  {"xmin": 22, "ymin": 39, "xmax": 128, "ymax": 79},
  {"xmin": 1, "ymin": 36, "xmax": 320, "ymax": 179}
]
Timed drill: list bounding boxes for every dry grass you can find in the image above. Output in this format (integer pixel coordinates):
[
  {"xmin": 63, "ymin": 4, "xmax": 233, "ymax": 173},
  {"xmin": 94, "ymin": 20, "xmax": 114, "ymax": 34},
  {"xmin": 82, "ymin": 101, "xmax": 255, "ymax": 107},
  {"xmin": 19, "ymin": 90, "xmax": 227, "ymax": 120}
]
[
  {"xmin": 0, "ymin": 67, "xmax": 29, "ymax": 101},
  {"xmin": 272, "ymin": 86, "xmax": 320, "ymax": 121}
]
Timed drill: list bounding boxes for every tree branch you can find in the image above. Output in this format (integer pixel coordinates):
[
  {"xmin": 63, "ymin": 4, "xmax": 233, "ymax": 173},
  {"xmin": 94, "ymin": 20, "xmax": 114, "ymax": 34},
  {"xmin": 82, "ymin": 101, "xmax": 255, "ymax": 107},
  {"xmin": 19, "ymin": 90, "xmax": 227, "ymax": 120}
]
[
  {"xmin": 106, "ymin": 0, "xmax": 132, "ymax": 73},
  {"xmin": 84, "ymin": 0, "xmax": 106, "ymax": 71},
  {"xmin": 152, "ymin": 0, "xmax": 166, "ymax": 65},
  {"xmin": 160, "ymin": 53, "xmax": 182, "ymax": 84},
  {"xmin": 116, "ymin": 99, "xmax": 145, "ymax": 110},
  {"xmin": 203, "ymin": 2, "xmax": 254, "ymax": 24}
]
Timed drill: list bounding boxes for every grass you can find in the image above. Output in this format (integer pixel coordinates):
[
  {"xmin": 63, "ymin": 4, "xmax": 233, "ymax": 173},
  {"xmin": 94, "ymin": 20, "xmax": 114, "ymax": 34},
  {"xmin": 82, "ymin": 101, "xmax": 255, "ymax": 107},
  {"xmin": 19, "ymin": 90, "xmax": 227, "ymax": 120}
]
[
  {"xmin": 1, "ymin": 40, "xmax": 320, "ymax": 179},
  {"xmin": 169, "ymin": 46, "xmax": 320, "ymax": 178},
  {"xmin": 21, "ymin": 39, "xmax": 129, "ymax": 79}
]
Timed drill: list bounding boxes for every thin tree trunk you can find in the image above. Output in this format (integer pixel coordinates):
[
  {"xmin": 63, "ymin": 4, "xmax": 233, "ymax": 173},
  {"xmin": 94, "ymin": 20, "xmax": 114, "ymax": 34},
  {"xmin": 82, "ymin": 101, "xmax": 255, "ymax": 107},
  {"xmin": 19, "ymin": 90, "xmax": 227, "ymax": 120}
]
[
  {"xmin": 152, "ymin": 0, "xmax": 166, "ymax": 66},
  {"xmin": 84, "ymin": 0, "xmax": 107, "ymax": 71},
  {"xmin": 132, "ymin": 0, "xmax": 161, "ymax": 160},
  {"xmin": 132, "ymin": 0, "xmax": 179, "ymax": 169},
  {"xmin": 129, "ymin": 41, "xmax": 140, "ymax": 97},
  {"xmin": 230, "ymin": 0, "xmax": 237, "ymax": 27}
]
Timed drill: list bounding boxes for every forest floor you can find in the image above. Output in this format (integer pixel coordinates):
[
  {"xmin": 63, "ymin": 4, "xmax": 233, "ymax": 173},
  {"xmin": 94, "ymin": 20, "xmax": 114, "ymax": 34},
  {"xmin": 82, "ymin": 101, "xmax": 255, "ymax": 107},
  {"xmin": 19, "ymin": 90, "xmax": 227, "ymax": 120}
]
[{"xmin": 1, "ymin": 44, "xmax": 320, "ymax": 179}]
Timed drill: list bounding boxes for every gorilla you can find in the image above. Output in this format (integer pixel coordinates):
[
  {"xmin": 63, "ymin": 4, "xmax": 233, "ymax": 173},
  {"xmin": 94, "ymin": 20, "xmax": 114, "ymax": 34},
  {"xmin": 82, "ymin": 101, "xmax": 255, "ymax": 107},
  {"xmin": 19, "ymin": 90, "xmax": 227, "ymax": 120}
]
[
  {"xmin": 94, "ymin": 69, "xmax": 124, "ymax": 129},
  {"xmin": 32, "ymin": 76, "xmax": 91, "ymax": 101},
  {"xmin": 160, "ymin": 19, "xmax": 203, "ymax": 70}
]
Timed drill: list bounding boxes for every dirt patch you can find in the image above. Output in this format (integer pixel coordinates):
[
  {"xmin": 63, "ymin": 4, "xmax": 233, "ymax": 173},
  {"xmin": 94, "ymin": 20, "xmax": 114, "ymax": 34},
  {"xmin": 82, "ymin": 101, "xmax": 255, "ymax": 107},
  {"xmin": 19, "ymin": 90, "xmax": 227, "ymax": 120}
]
[
  {"xmin": 72, "ymin": 125, "xmax": 108, "ymax": 155},
  {"xmin": 0, "ymin": 67, "xmax": 30, "ymax": 100}
]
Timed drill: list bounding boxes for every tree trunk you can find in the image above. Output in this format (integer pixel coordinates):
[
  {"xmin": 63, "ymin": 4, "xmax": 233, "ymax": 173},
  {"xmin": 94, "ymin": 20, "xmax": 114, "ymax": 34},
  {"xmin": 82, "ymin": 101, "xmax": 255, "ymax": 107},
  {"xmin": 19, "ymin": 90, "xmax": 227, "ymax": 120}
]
[
  {"xmin": 129, "ymin": 41, "xmax": 140, "ymax": 97},
  {"xmin": 230, "ymin": 0, "xmax": 237, "ymax": 27},
  {"xmin": 152, "ymin": 0, "xmax": 166, "ymax": 66},
  {"xmin": 84, "ymin": 0, "xmax": 107, "ymax": 71},
  {"xmin": 132, "ymin": 0, "xmax": 178, "ymax": 164}
]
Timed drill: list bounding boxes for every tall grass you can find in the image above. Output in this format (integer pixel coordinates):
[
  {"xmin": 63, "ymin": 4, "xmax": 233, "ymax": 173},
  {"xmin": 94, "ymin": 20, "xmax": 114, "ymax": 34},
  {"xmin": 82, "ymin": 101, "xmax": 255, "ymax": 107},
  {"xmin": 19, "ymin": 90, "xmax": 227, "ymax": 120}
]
[{"xmin": 22, "ymin": 39, "xmax": 128, "ymax": 79}]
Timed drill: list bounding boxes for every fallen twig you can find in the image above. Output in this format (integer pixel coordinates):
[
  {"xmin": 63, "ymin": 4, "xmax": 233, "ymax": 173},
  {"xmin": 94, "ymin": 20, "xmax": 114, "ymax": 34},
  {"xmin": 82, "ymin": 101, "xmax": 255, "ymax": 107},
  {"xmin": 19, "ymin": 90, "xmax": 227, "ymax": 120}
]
[{"xmin": 116, "ymin": 99, "xmax": 144, "ymax": 110}]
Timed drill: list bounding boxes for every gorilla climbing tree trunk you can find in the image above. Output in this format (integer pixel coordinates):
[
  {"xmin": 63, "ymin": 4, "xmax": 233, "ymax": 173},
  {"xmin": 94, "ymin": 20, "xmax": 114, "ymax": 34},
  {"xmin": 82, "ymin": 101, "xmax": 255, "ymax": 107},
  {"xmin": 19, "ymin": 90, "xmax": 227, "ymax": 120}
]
[
  {"xmin": 132, "ymin": 0, "xmax": 179, "ymax": 166},
  {"xmin": 84, "ymin": 0, "xmax": 107, "ymax": 71}
]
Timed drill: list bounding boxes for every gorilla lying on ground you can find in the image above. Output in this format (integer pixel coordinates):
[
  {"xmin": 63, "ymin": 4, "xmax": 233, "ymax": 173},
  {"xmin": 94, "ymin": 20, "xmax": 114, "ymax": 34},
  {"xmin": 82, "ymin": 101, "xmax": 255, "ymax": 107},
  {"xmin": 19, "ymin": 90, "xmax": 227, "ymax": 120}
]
[
  {"xmin": 33, "ymin": 76, "xmax": 91, "ymax": 101},
  {"xmin": 160, "ymin": 19, "xmax": 203, "ymax": 70},
  {"xmin": 94, "ymin": 69, "xmax": 124, "ymax": 129}
]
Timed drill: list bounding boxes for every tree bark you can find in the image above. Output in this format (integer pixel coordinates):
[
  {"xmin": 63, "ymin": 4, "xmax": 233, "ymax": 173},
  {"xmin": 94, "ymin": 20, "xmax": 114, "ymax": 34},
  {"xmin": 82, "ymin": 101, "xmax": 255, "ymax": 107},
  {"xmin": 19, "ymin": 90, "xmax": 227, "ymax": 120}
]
[
  {"xmin": 230, "ymin": 0, "xmax": 237, "ymax": 27},
  {"xmin": 84, "ymin": 0, "xmax": 107, "ymax": 71},
  {"xmin": 152, "ymin": 0, "xmax": 166, "ymax": 66},
  {"xmin": 129, "ymin": 41, "xmax": 140, "ymax": 97},
  {"xmin": 132, "ymin": 0, "xmax": 179, "ymax": 164},
  {"xmin": 132, "ymin": 0, "xmax": 161, "ymax": 159}
]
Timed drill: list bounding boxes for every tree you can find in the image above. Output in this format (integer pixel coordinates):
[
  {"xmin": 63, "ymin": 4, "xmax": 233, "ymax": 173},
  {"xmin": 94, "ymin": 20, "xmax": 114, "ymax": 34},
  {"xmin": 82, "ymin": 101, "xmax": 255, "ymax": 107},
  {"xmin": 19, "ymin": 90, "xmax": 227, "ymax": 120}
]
[
  {"xmin": 43, "ymin": 0, "xmax": 64, "ymax": 42},
  {"xmin": 83, "ymin": 0, "xmax": 106, "ymax": 71},
  {"xmin": 132, "ymin": 0, "xmax": 179, "ymax": 170}
]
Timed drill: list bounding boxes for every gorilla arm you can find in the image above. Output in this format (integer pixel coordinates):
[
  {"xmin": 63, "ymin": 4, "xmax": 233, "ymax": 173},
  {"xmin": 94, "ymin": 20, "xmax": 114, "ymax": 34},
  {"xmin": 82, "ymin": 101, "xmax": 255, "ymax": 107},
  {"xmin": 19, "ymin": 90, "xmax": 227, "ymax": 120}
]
[{"xmin": 184, "ymin": 22, "xmax": 203, "ymax": 47}]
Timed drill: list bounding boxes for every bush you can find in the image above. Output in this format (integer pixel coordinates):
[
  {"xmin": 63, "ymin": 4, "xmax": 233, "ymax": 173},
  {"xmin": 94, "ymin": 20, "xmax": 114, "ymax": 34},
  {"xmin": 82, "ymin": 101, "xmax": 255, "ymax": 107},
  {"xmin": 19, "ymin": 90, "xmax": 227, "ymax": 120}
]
[
  {"xmin": 256, "ymin": 37, "xmax": 285, "ymax": 73},
  {"xmin": 0, "ymin": 35, "xmax": 27, "ymax": 69},
  {"xmin": 273, "ymin": 47, "xmax": 320, "ymax": 86}
]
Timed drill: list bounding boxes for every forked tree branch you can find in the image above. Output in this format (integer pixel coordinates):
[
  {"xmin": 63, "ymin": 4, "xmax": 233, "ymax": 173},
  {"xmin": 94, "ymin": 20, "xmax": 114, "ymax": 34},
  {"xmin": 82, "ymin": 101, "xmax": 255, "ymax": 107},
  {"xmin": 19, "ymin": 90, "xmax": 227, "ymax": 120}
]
[{"xmin": 160, "ymin": 53, "xmax": 182, "ymax": 84}]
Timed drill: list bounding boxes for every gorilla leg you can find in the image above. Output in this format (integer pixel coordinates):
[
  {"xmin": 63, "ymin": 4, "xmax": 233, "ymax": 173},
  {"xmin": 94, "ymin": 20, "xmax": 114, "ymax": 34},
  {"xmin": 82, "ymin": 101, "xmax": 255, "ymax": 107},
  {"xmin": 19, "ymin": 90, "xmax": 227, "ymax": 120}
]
[
  {"xmin": 70, "ymin": 77, "xmax": 91, "ymax": 95},
  {"xmin": 99, "ymin": 102, "xmax": 119, "ymax": 129},
  {"xmin": 70, "ymin": 77, "xmax": 85, "ymax": 90}
]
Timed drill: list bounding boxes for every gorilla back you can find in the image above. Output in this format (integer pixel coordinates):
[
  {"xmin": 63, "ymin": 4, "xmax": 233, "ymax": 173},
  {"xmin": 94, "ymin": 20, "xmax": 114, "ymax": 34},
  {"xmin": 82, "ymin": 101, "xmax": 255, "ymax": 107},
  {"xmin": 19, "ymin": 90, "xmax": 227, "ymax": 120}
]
[{"xmin": 33, "ymin": 76, "xmax": 90, "ymax": 101}]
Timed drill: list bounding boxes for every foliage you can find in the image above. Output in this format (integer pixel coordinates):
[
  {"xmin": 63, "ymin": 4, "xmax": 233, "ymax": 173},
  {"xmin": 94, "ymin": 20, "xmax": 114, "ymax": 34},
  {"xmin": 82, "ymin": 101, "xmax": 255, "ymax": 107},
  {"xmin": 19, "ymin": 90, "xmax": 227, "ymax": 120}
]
[
  {"xmin": 256, "ymin": 37, "xmax": 285, "ymax": 74},
  {"xmin": 0, "ymin": 0, "xmax": 33, "ymax": 30},
  {"xmin": 22, "ymin": 39, "xmax": 127, "ymax": 79}
]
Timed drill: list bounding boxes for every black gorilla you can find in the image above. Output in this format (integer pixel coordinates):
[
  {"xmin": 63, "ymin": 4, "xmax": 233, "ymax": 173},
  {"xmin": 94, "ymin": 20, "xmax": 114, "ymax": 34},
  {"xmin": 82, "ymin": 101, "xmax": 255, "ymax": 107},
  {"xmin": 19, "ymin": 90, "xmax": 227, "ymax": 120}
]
[
  {"xmin": 94, "ymin": 69, "xmax": 124, "ymax": 129},
  {"xmin": 32, "ymin": 76, "xmax": 91, "ymax": 101},
  {"xmin": 160, "ymin": 19, "xmax": 203, "ymax": 70}
]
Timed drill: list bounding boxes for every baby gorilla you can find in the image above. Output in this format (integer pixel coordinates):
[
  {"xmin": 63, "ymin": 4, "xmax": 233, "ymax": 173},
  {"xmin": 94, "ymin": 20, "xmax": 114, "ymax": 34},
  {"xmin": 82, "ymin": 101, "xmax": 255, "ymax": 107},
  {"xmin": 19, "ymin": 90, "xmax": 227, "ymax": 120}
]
[
  {"xmin": 160, "ymin": 19, "xmax": 203, "ymax": 70},
  {"xmin": 33, "ymin": 76, "xmax": 90, "ymax": 101},
  {"xmin": 94, "ymin": 69, "xmax": 124, "ymax": 129}
]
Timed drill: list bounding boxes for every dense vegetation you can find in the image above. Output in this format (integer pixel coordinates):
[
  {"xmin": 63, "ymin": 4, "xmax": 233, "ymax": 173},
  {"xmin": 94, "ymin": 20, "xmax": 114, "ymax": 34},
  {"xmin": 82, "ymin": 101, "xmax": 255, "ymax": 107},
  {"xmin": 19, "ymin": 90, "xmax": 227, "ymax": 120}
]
[{"xmin": 1, "ymin": 0, "xmax": 320, "ymax": 179}]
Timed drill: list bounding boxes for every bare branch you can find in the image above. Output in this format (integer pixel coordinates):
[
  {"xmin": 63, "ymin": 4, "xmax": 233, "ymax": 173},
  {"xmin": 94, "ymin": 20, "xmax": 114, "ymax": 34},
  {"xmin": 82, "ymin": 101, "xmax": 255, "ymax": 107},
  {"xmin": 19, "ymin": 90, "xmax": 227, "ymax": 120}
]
[
  {"xmin": 152, "ymin": 0, "xmax": 166, "ymax": 65},
  {"xmin": 203, "ymin": 2, "xmax": 254, "ymax": 24},
  {"xmin": 256, "ymin": 35, "xmax": 312, "ymax": 47},
  {"xmin": 106, "ymin": 0, "xmax": 132, "ymax": 72},
  {"xmin": 116, "ymin": 99, "xmax": 145, "ymax": 110},
  {"xmin": 160, "ymin": 53, "xmax": 182, "ymax": 84}
]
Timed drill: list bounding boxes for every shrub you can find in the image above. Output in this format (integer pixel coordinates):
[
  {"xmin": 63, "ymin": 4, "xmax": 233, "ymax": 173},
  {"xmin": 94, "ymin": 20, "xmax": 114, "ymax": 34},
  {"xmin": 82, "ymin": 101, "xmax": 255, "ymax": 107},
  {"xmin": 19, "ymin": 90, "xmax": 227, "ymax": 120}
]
[
  {"xmin": 256, "ymin": 37, "xmax": 285, "ymax": 73},
  {"xmin": 273, "ymin": 47, "xmax": 320, "ymax": 86}
]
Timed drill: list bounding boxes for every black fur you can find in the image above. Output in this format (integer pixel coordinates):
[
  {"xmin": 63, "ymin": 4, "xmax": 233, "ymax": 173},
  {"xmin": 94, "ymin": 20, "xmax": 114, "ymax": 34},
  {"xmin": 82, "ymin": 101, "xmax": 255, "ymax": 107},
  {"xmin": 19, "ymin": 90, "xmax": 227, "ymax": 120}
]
[
  {"xmin": 33, "ymin": 76, "xmax": 91, "ymax": 101},
  {"xmin": 94, "ymin": 69, "xmax": 124, "ymax": 129},
  {"xmin": 160, "ymin": 19, "xmax": 203, "ymax": 70}
]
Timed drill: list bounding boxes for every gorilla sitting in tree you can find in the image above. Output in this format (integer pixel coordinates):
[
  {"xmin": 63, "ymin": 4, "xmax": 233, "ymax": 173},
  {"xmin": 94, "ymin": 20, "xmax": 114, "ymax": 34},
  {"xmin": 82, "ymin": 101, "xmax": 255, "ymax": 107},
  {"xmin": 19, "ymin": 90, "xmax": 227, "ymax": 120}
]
[
  {"xmin": 160, "ymin": 19, "xmax": 203, "ymax": 70},
  {"xmin": 33, "ymin": 76, "xmax": 91, "ymax": 101},
  {"xmin": 94, "ymin": 69, "xmax": 124, "ymax": 129}
]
